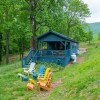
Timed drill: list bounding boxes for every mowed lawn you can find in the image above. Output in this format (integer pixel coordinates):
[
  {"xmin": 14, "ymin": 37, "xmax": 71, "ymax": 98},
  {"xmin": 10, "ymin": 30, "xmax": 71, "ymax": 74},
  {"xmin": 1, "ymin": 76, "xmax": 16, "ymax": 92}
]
[{"xmin": 0, "ymin": 42, "xmax": 100, "ymax": 100}]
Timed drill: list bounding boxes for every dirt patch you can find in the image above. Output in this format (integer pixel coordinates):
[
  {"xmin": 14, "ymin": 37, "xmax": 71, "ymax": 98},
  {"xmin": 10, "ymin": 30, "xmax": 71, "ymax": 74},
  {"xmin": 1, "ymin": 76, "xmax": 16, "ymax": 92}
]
[
  {"xmin": 78, "ymin": 48, "xmax": 87, "ymax": 54},
  {"xmin": 68, "ymin": 56, "xmax": 84, "ymax": 67},
  {"xmin": 51, "ymin": 78, "xmax": 62, "ymax": 88},
  {"xmin": 77, "ymin": 57, "xmax": 84, "ymax": 63}
]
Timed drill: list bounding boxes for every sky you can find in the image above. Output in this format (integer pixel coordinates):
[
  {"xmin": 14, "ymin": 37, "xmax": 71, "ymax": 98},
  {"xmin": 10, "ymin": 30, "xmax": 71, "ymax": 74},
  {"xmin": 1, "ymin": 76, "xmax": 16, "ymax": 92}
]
[{"xmin": 83, "ymin": 0, "xmax": 100, "ymax": 23}]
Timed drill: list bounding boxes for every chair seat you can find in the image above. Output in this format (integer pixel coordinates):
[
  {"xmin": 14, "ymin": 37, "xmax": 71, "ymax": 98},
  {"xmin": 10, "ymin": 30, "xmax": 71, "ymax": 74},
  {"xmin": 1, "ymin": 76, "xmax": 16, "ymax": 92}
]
[
  {"xmin": 39, "ymin": 82, "xmax": 46, "ymax": 87},
  {"xmin": 26, "ymin": 83, "xmax": 34, "ymax": 91}
]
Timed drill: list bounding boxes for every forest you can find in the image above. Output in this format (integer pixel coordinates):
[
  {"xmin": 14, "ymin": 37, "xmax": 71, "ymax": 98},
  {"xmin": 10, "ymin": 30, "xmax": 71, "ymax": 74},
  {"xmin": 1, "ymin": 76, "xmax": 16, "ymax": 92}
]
[{"xmin": 0, "ymin": 0, "xmax": 93, "ymax": 64}]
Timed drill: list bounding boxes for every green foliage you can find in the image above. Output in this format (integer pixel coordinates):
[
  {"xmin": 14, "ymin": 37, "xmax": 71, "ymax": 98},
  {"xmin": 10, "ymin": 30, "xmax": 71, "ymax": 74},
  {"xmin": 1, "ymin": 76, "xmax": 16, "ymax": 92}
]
[
  {"xmin": 82, "ymin": 24, "xmax": 93, "ymax": 43},
  {"xmin": 88, "ymin": 30, "xmax": 93, "ymax": 42},
  {"xmin": 98, "ymin": 32, "xmax": 100, "ymax": 40},
  {"xmin": 0, "ymin": 32, "xmax": 2, "ymax": 62},
  {"xmin": 71, "ymin": 24, "xmax": 87, "ymax": 41},
  {"xmin": 0, "ymin": 0, "xmax": 31, "ymax": 60},
  {"xmin": 64, "ymin": 0, "xmax": 90, "ymax": 36}
]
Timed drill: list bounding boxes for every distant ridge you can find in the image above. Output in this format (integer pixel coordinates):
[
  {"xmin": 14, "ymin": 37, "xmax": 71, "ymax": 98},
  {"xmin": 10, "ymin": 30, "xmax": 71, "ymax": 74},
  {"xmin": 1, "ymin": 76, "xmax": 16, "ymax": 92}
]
[{"xmin": 88, "ymin": 22, "xmax": 100, "ymax": 36}]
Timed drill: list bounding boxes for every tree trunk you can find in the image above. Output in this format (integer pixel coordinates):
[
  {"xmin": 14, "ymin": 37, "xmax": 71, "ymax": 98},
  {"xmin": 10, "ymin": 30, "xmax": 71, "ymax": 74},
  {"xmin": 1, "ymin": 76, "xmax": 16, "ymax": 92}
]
[
  {"xmin": 21, "ymin": 37, "xmax": 24, "ymax": 58},
  {"xmin": 6, "ymin": 32, "xmax": 9, "ymax": 64},
  {"xmin": 0, "ymin": 32, "xmax": 2, "ymax": 63},
  {"xmin": 30, "ymin": 35, "xmax": 36, "ymax": 50},
  {"xmin": 5, "ymin": 9, "xmax": 10, "ymax": 64},
  {"xmin": 18, "ymin": 36, "xmax": 25, "ymax": 60},
  {"xmin": 29, "ymin": 0, "xmax": 37, "ymax": 50}
]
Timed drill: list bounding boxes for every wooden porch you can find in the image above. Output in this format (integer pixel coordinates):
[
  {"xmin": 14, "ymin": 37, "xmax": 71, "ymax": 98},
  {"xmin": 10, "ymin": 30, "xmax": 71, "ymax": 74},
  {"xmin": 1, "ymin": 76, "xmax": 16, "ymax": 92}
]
[{"xmin": 22, "ymin": 49, "xmax": 71, "ymax": 67}]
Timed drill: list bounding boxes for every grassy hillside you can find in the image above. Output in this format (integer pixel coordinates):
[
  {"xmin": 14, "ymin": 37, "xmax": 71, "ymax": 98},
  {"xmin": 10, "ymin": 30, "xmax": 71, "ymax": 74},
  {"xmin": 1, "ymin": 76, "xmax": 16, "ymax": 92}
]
[
  {"xmin": 0, "ymin": 41, "xmax": 100, "ymax": 100},
  {"xmin": 48, "ymin": 43, "xmax": 100, "ymax": 99},
  {"xmin": 89, "ymin": 22, "xmax": 100, "ymax": 36}
]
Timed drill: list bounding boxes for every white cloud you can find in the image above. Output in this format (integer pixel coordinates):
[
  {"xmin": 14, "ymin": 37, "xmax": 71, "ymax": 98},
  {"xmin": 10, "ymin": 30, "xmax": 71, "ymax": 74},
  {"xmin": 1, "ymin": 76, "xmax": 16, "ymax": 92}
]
[{"xmin": 83, "ymin": 0, "xmax": 100, "ymax": 23}]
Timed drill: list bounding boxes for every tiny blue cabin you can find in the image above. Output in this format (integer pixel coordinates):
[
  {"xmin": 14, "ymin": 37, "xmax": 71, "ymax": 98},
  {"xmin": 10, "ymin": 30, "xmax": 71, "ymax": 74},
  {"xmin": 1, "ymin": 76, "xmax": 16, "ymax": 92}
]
[{"xmin": 22, "ymin": 30, "xmax": 78, "ymax": 67}]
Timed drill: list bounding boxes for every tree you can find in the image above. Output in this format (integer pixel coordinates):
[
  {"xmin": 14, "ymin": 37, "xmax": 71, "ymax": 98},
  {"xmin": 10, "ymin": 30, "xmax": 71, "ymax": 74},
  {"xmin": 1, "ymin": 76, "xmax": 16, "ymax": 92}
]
[
  {"xmin": 0, "ymin": 0, "xmax": 11, "ymax": 64},
  {"xmin": 64, "ymin": 0, "xmax": 90, "ymax": 37},
  {"xmin": 71, "ymin": 24, "xmax": 87, "ymax": 41},
  {"xmin": 0, "ymin": 0, "xmax": 29, "ymax": 63},
  {"xmin": 86, "ymin": 30, "xmax": 93, "ymax": 44},
  {"xmin": 0, "ymin": 32, "xmax": 2, "ymax": 63},
  {"xmin": 98, "ymin": 32, "xmax": 100, "ymax": 40}
]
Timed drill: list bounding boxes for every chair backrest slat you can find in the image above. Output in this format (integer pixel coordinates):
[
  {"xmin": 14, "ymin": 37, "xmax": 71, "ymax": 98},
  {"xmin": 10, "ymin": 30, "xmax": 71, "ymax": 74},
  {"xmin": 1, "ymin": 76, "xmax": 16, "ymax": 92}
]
[
  {"xmin": 38, "ymin": 65, "xmax": 45, "ymax": 74},
  {"xmin": 29, "ymin": 62, "xmax": 35, "ymax": 72},
  {"xmin": 44, "ymin": 68, "xmax": 51, "ymax": 78}
]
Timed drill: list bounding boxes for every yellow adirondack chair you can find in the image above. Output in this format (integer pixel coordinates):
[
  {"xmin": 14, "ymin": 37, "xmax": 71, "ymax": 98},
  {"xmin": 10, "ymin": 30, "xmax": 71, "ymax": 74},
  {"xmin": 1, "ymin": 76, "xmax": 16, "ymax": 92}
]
[
  {"xmin": 38, "ymin": 68, "xmax": 51, "ymax": 82},
  {"xmin": 37, "ymin": 72, "xmax": 52, "ymax": 92}
]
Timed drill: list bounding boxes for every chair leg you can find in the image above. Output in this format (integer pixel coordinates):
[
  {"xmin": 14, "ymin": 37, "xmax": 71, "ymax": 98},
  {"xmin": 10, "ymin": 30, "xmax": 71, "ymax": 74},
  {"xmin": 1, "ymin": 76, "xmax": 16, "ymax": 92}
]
[{"xmin": 38, "ymin": 85, "xmax": 40, "ymax": 92}]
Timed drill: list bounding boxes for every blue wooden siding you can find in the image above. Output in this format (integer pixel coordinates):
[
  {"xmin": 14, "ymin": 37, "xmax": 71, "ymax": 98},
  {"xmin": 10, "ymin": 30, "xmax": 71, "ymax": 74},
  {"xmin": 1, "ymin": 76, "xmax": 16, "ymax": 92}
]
[{"xmin": 38, "ymin": 33, "xmax": 66, "ymax": 42}]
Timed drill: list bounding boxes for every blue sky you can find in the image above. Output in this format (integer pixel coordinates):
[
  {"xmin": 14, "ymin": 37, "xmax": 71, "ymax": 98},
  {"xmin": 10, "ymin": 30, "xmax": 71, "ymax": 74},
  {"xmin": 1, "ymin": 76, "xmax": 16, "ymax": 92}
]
[{"xmin": 83, "ymin": 0, "xmax": 100, "ymax": 23}]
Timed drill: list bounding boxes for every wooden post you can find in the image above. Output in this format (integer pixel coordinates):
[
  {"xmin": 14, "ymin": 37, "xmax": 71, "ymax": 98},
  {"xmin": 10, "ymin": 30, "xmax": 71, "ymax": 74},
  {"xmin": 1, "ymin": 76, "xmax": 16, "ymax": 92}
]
[{"xmin": 70, "ymin": 42, "xmax": 72, "ymax": 55}]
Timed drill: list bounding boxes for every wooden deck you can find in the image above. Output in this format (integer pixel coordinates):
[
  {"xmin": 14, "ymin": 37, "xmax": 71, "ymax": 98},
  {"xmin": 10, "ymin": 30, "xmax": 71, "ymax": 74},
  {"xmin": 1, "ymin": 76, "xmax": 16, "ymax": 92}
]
[
  {"xmin": 36, "ymin": 49, "xmax": 71, "ymax": 57},
  {"xmin": 22, "ymin": 49, "xmax": 71, "ymax": 67}
]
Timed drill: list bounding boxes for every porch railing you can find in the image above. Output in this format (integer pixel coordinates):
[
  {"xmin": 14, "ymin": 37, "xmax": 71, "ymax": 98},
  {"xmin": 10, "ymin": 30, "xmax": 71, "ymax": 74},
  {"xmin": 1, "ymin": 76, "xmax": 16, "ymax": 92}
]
[
  {"xmin": 22, "ymin": 49, "xmax": 71, "ymax": 67},
  {"xmin": 36, "ymin": 49, "xmax": 71, "ymax": 57}
]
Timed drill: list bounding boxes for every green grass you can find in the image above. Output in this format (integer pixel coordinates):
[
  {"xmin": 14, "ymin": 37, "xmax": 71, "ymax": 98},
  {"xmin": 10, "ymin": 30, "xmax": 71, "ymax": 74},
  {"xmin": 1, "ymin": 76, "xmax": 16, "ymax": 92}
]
[{"xmin": 0, "ymin": 42, "xmax": 100, "ymax": 100}]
